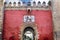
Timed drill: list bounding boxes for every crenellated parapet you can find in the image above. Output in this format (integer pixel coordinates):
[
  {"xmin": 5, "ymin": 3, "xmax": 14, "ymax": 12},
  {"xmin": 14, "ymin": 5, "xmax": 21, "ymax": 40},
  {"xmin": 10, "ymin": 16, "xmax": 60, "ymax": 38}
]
[{"xmin": 4, "ymin": 1, "xmax": 52, "ymax": 10}]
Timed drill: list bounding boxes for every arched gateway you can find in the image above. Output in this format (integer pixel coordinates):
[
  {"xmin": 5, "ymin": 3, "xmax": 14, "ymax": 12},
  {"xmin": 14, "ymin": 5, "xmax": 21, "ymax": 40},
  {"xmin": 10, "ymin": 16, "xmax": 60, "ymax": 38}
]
[
  {"xmin": 23, "ymin": 27, "xmax": 35, "ymax": 40},
  {"xmin": 20, "ymin": 23, "xmax": 38, "ymax": 40}
]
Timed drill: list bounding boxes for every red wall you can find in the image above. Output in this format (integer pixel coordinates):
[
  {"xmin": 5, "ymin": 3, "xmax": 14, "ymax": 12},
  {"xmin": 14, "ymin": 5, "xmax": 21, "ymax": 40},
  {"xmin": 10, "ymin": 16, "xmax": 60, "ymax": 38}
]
[{"xmin": 3, "ymin": 10, "xmax": 53, "ymax": 40}]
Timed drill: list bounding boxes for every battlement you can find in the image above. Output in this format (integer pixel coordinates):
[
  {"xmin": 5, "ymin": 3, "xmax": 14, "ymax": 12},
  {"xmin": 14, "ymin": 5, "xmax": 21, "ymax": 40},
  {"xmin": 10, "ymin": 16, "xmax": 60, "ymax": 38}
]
[{"xmin": 4, "ymin": 1, "xmax": 52, "ymax": 10}]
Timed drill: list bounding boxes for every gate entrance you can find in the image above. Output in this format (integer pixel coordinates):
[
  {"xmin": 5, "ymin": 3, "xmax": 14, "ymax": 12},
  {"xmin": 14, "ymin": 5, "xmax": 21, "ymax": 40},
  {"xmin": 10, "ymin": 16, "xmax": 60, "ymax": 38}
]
[{"xmin": 23, "ymin": 27, "xmax": 35, "ymax": 40}]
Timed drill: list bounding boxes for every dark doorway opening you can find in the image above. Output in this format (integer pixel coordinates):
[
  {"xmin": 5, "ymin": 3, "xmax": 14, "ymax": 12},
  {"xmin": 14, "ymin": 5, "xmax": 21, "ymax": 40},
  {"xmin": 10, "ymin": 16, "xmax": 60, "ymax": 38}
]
[{"xmin": 23, "ymin": 27, "xmax": 35, "ymax": 40}]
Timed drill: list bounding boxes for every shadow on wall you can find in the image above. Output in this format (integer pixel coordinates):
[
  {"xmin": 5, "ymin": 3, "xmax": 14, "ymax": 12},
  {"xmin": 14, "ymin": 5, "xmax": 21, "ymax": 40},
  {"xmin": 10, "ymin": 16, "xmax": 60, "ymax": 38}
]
[{"xmin": 9, "ymin": 36, "xmax": 15, "ymax": 40}]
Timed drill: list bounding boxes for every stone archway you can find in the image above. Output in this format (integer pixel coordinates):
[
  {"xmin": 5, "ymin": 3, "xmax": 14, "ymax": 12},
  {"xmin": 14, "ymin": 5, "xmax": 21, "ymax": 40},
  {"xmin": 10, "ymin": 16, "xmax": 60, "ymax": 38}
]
[{"xmin": 20, "ymin": 23, "xmax": 38, "ymax": 40}]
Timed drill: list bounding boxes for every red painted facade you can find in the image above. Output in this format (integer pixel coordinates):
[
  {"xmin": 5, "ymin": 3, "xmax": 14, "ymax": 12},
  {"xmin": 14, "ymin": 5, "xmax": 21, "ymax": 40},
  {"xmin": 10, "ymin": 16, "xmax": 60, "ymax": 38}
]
[{"xmin": 3, "ymin": 10, "xmax": 53, "ymax": 40}]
